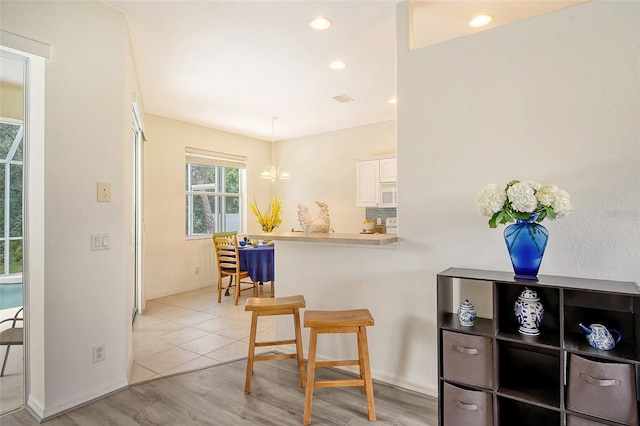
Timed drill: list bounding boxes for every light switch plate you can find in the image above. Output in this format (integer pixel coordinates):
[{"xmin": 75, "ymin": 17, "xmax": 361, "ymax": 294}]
[
  {"xmin": 97, "ymin": 182, "xmax": 111, "ymax": 202},
  {"xmin": 91, "ymin": 233, "xmax": 111, "ymax": 251}
]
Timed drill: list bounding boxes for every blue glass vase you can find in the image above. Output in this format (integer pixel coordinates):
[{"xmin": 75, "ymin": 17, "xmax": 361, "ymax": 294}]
[{"xmin": 504, "ymin": 215, "xmax": 549, "ymax": 280}]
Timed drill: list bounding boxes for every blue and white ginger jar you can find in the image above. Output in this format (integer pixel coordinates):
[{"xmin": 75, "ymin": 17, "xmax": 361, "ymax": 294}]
[
  {"xmin": 514, "ymin": 287, "xmax": 544, "ymax": 336},
  {"xmin": 457, "ymin": 299, "xmax": 477, "ymax": 326}
]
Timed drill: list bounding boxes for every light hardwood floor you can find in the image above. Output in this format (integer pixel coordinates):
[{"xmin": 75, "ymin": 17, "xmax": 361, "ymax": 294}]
[
  {"xmin": 1, "ymin": 286, "xmax": 439, "ymax": 424},
  {"xmin": 1, "ymin": 357, "xmax": 438, "ymax": 425}
]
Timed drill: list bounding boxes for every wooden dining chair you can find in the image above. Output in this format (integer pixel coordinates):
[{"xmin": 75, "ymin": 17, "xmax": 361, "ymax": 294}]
[
  {"xmin": 212, "ymin": 231, "xmax": 238, "ymax": 293},
  {"xmin": 212, "ymin": 233, "xmax": 257, "ymax": 305}
]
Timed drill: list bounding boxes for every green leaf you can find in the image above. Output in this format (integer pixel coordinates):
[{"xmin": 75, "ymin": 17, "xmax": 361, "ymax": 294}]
[
  {"xmin": 489, "ymin": 212, "xmax": 500, "ymax": 228},
  {"xmin": 510, "ymin": 211, "xmax": 529, "ymax": 220},
  {"xmin": 546, "ymin": 206, "xmax": 557, "ymax": 219}
]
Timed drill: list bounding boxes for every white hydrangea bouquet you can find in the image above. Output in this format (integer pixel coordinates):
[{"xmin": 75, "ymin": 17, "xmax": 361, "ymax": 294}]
[{"xmin": 476, "ymin": 180, "xmax": 572, "ymax": 228}]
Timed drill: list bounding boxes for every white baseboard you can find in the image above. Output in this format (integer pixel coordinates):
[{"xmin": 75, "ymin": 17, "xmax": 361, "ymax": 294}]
[
  {"xmin": 26, "ymin": 394, "xmax": 45, "ymax": 420},
  {"xmin": 146, "ymin": 283, "xmax": 213, "ymax": 301},
  {"xmin": 39, "ymin": 377, "xmax": 128, "ymax": 420}
]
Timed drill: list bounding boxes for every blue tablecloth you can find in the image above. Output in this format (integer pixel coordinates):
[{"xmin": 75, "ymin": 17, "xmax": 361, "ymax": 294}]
[{"xmin": 239, "ymin": 245, "xmax": 274, "ymax": 283}]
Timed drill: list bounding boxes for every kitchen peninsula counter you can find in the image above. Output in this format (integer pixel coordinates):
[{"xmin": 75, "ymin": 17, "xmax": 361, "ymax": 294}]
[
  {"xmin": 247, "ymin": 231, "xmax": 398, "ymax": 246},
  {"xmin": 253, "ymin": 231, "xmax": 430, "ymax": 397}
]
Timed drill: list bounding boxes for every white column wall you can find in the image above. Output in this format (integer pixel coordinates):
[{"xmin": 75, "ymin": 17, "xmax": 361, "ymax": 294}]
[
  {"xmin": 1, "ymin": 1, "xmax": 139, "ymax": 417},
  {"xmin": 395, "ymin": 0, "xmax": 639, "ymax": 392}
]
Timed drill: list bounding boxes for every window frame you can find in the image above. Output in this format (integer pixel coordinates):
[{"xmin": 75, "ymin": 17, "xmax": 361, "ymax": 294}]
[{"xmin": 185, "ymin": 148, "xmax": 246, "ymax": 238}]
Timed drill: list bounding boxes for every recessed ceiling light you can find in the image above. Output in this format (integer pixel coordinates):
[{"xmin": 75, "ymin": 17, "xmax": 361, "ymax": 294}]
[
  {"xmin": 310, "ymin": 17, "xmax": 332, "ymax": 30},
  {"xmin": 329, "ymin": 61, "xmax": 347, "ymax": 70},
  {"xmin": 469, "ymin": 15, "xmax": 492, "ymax": 28}
]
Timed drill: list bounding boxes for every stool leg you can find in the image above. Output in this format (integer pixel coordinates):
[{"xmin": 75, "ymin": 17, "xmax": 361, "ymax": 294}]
[
  {"xmin": 217, "ymin": 277, "xmax": 223, "ymax": 303},
  {"xmin": 293, "ymin": 308, "xmax": 305, "ymax": 388},
  {"xmin": 358, "ymin": 326, "xmax": 376, "ymax": 421},
  {"xmin": 244, "ymin": 311, "xmax": 259, "ymax": 393},
  {"xmin": 303, "ymin": 328, "xmax": 318, "ymax": 425},
  {"xmin": 357, "ymin": 328, "xmax": 366, "ymax": 394}
]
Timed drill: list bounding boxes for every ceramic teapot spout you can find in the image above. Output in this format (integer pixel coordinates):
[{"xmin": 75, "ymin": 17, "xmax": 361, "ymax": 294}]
[{"xmin": 578, "ymin": 323, "xmax": 592, "ymax": 335}]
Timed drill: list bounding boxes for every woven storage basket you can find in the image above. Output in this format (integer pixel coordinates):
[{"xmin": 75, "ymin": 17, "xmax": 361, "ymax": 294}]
[
  {"xmin": 442, "ymin": 331, "xmax": 493, "ymax": 388},
  {"xmin": 443, "ymin": 382, "xmax": 493, "ymax": 426},
  {"xmin": 567, "ymin": 354, "xmax": 638, "ymax": 425}
]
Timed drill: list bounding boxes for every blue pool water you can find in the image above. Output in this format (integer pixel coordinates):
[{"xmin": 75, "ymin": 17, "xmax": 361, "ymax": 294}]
[{"xmin": 0, "ymin": 283, "xmax": 23, "ymax": 310}]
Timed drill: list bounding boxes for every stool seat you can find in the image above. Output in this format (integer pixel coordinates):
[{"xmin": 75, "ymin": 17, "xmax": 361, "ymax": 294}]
[
  {"xmin": 245, "ymin": 295, "xmax": 306, "ymax": 312},
  {"xmin": 304, "ymin": 309, "xmax": 374, "ymax": 328},
  {"xmin": 303, "ymin": 308, "xmax": 376, "ymax": 425},
  {"xmin": 244, "ymin": 295, "xmax": 306, "ymax": 394}
]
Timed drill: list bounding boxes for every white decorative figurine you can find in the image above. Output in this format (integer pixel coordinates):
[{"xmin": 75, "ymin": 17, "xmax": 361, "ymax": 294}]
[{"xmin": 297, "ymin": 201, "xmax": 330, "ymax": 233}]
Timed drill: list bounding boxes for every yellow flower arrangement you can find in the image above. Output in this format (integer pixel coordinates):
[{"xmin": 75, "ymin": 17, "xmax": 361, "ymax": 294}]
[{"xmin": 250, "ymin": 196, "xmax": 283, "ymax": 233}]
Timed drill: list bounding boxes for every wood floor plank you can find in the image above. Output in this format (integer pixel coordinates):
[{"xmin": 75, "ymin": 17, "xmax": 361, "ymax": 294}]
[{"xmin": 0, "ymin": 358, "xmax": 438, "ymax": 425}]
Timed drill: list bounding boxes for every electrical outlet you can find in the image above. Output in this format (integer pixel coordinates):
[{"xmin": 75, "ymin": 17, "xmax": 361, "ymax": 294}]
[
  {"xmin": 195, "ymin": 266, "xmax": 200, "ymax": 274},
  {"xmin": 93, "ymin": 344, "xmax": 105, "ymax": 363}
]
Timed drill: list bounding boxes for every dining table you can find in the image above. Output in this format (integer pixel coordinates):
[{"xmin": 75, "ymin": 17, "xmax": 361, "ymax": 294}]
[{"xmin": 239, "ymin": 244, "xmax": 274, "ymax": 284}]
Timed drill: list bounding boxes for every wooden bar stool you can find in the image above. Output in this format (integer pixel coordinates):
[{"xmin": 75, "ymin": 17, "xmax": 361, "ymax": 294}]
[
  {"xmin": 244, "ymin": 295, "xmax": 306, "ymax": 394},
  {"xmin": 303, "ymin": 309, "xmax": 375, "ymax": 425}
]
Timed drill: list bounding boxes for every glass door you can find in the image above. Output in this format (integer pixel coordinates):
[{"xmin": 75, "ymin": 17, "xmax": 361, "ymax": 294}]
[
  {"xmin": 0, "ymin": 51, "xmax": 25, "ymax": 415},
  {"xmin": 132, "ymin": 104, "xmax": 144, "ymax": 321}
]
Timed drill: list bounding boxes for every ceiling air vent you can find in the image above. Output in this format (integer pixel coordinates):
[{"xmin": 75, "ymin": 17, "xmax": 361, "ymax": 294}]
[{"xmin": 332, "ymin": 94, "xmax": 354, "ymax": 103}]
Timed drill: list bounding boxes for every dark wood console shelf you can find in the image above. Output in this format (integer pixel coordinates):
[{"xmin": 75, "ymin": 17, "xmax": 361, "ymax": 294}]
[{"xmin": 437, "ymin": 267, "xmax": 640, "ymax": 426}]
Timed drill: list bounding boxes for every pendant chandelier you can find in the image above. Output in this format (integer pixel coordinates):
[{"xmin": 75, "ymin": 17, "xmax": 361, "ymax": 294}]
[{"xmin": 260, "ymin": 117, "xmax": 291, "ymax": 182}]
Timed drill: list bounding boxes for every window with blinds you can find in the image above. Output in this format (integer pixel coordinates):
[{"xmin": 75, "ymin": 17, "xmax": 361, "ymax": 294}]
[{"xmin": 185, "ymin": 147, "xmax": 246, "ymax": 236}]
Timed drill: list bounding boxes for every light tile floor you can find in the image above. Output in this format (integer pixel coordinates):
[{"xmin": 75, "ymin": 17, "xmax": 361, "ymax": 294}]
[{"xmin": 130, "ymin": 283, "xmax": 274, "ymax": 384}]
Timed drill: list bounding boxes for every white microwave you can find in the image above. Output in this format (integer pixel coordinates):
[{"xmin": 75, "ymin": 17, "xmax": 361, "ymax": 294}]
[{"xmin": 379, "ymin": 183, "xmax": 397, "ymax": 207}]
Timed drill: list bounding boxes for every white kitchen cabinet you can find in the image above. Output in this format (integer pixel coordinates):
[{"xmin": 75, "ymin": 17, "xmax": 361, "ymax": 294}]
[
  {"xmin": 356, "ymin": 160, "xmax": 379, "ymax": 207},
  {"xmin": 379, "ymin": 157, "xmax": 397, "ymax": 182},
  {"xmin": 355, "ymin": 156, "xmax": 396, "ymax": 207}
]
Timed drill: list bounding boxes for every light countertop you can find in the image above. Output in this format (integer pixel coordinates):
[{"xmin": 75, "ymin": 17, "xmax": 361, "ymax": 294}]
[{"xmin": 247, "ymin": 231, "xmax": 398, "ymax": 246}]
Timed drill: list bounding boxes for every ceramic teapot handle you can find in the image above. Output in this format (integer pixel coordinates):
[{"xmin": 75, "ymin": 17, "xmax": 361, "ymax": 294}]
[{"xmin": 610, "ymin": 328, "xmax": 622, "ymax": 344}]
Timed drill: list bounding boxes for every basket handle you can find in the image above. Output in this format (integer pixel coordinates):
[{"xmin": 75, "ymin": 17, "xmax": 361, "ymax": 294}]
[
  {"xmin": 580, "ymin": 372, "xmax": 621, "ymax": 387},
  {"xmin": 454, "ymin": 345, "xmax": 478, "ymax": 355},
  {"xmin": 455, "ymin": 400, "xmax": 479, "ymax": 411}
]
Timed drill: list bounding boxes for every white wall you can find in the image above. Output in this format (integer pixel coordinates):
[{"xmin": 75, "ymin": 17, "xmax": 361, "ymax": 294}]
[
  {"xmin": 276, "ymin": 120, "xmax": 396, "ymax": 233},
  {"xmin": 395, "ymin": 0, "xmax": 639, "ymax": 391},
  {"xmin": 1, "ymin": 1, "xmax": 140, "ymax": 417},
  {"xmin": 143, "ymin": 114, "xmax": 275, "ymax": 299}
]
